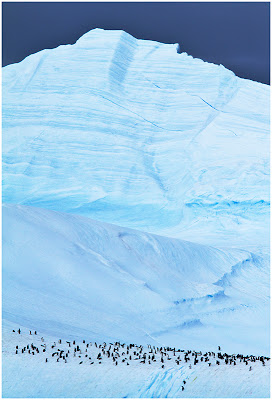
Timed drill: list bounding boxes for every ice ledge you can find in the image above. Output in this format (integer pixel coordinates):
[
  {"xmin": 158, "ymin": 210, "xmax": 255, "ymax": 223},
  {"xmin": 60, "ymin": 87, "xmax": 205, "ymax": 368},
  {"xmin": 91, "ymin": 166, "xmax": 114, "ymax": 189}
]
[{"xmin": 75, "ymin": 27, "xmax": 179, "ymax": 53}]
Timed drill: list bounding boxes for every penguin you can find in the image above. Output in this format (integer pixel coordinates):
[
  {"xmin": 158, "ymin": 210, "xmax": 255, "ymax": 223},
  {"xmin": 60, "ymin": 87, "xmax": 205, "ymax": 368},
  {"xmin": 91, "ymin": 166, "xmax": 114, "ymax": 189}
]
[
  {"xmin": 79, "ymin": 361, "xmax": 83, "ymax": 364},
  {"xmin": 34, "ymin": 331, "xmax": 37, "ymax": 335},
  {"xmin": 182, "ymin": 386, "xmax": 184, "ymax": 391},
  {"xmin": 18, "ymin": 329, "xmax": 21, "ymax": 334},
  {"xmin": 45, "ymin": 358, "xmax": 48, "ymax": 363}
]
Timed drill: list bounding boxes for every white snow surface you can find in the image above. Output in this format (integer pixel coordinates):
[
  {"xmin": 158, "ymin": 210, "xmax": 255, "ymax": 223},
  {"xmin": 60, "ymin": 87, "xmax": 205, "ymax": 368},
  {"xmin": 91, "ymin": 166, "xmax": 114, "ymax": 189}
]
[
  {"xmin": 3, "ymin": 204, "xmax": 269, "ymax": 356},
  {"xmin": 2, "ymin": 323, "xmax": 270, "ymax": 398},
  {"xmin": 2, "ymin": 28, "xmax": 270, "ymax": 248}
]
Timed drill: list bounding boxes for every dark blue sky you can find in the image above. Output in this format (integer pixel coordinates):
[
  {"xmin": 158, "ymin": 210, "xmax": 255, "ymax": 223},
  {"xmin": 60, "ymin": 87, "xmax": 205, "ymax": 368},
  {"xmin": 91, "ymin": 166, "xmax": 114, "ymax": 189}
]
[{"xmin": 2, "ymin": 2, "xmax": 270, "ymax": 84}]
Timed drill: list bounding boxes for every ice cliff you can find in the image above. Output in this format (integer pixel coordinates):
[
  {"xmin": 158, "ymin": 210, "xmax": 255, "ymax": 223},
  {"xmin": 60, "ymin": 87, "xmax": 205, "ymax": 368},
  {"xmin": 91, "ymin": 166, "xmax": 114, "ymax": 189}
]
[{"xmin": 2, "ymin": 28, "xmax": 269, "ymax": 249}]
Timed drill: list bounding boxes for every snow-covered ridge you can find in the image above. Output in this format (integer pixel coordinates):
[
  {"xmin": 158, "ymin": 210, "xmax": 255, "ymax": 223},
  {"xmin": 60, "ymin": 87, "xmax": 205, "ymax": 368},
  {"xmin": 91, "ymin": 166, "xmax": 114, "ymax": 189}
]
[
  {"xmin": 3, "ymin": 204, "xmax": 269, "ymax": 355},
  {"xmin": 2, "ymin": 28, "xmax": 269, "ymax": 248}
]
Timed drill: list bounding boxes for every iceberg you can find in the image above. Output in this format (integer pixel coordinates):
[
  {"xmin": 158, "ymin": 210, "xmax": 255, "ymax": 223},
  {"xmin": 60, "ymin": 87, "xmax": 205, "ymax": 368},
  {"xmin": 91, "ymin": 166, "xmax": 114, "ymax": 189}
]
[
  {"xmin": 2, "ymin": 28, "xmax": 269, "ymax": 249},
  {"xmin": 2, "ymin": 28, "xmax": 270, "ymax": 397}
]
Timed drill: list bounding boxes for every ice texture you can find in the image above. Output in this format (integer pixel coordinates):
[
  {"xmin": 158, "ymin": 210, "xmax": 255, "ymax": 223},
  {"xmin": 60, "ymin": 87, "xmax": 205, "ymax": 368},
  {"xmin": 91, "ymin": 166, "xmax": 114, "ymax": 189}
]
[{"xmin": 2, "ymin": 28, "xmax": 270, "ymax": 249}]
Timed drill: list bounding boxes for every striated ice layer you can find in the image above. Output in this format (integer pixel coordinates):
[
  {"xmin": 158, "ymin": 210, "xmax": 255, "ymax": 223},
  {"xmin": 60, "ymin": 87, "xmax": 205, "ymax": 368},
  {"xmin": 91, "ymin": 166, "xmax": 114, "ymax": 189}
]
[
  {"xmin": 3, "ymin": 204, "xmax": 270, "ymax": 355},
  {"xmin": 2, "ymin": 28, "xmax": 270, "ymax": 249}
]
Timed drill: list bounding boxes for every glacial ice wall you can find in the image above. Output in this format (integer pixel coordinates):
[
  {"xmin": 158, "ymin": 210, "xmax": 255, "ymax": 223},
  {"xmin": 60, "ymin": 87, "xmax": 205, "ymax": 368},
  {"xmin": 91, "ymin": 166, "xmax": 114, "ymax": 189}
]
[{"xmin": 2, "ymin": 28, "xmax": 270, "ymax": 249}]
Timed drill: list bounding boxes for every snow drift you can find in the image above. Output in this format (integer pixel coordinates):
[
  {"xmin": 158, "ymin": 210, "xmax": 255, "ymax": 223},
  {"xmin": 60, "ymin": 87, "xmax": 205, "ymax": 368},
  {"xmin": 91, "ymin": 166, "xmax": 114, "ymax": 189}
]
[{"xmin": 3, "ymin": 204, "xmax": 269, "ymax": 355}]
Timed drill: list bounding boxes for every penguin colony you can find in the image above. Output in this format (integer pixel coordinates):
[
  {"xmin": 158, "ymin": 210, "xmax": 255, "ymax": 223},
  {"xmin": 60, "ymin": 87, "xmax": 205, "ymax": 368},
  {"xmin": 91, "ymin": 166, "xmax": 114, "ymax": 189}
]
[{"xmin": 12, "ymin": 329, "xmax": 270, "ymax": 377}]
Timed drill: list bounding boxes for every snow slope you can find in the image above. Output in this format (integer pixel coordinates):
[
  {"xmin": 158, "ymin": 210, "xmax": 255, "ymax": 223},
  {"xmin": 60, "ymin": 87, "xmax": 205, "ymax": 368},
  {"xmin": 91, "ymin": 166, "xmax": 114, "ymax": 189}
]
[
  {"xmin": 2, "ymin": 28, "xmax": 270, "ymax": 248},
  {"xmin": 3, "ymin": 204, "xmax": 269, "ymax": 356}
]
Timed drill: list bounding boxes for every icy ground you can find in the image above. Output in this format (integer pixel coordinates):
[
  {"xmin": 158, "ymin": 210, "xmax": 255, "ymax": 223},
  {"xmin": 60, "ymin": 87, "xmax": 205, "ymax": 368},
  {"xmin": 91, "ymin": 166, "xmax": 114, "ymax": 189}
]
[{"xmin": 2, "ymin": 324, "xmax": 270, "ymax": 398}]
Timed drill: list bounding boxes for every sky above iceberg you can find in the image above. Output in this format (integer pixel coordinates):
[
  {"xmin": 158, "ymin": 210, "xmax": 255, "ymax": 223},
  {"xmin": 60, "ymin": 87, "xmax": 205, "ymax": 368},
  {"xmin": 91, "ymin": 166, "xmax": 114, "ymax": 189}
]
[{"xmin": 2, "ymin": 2, "xmax": 270, "ymax": 84}]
